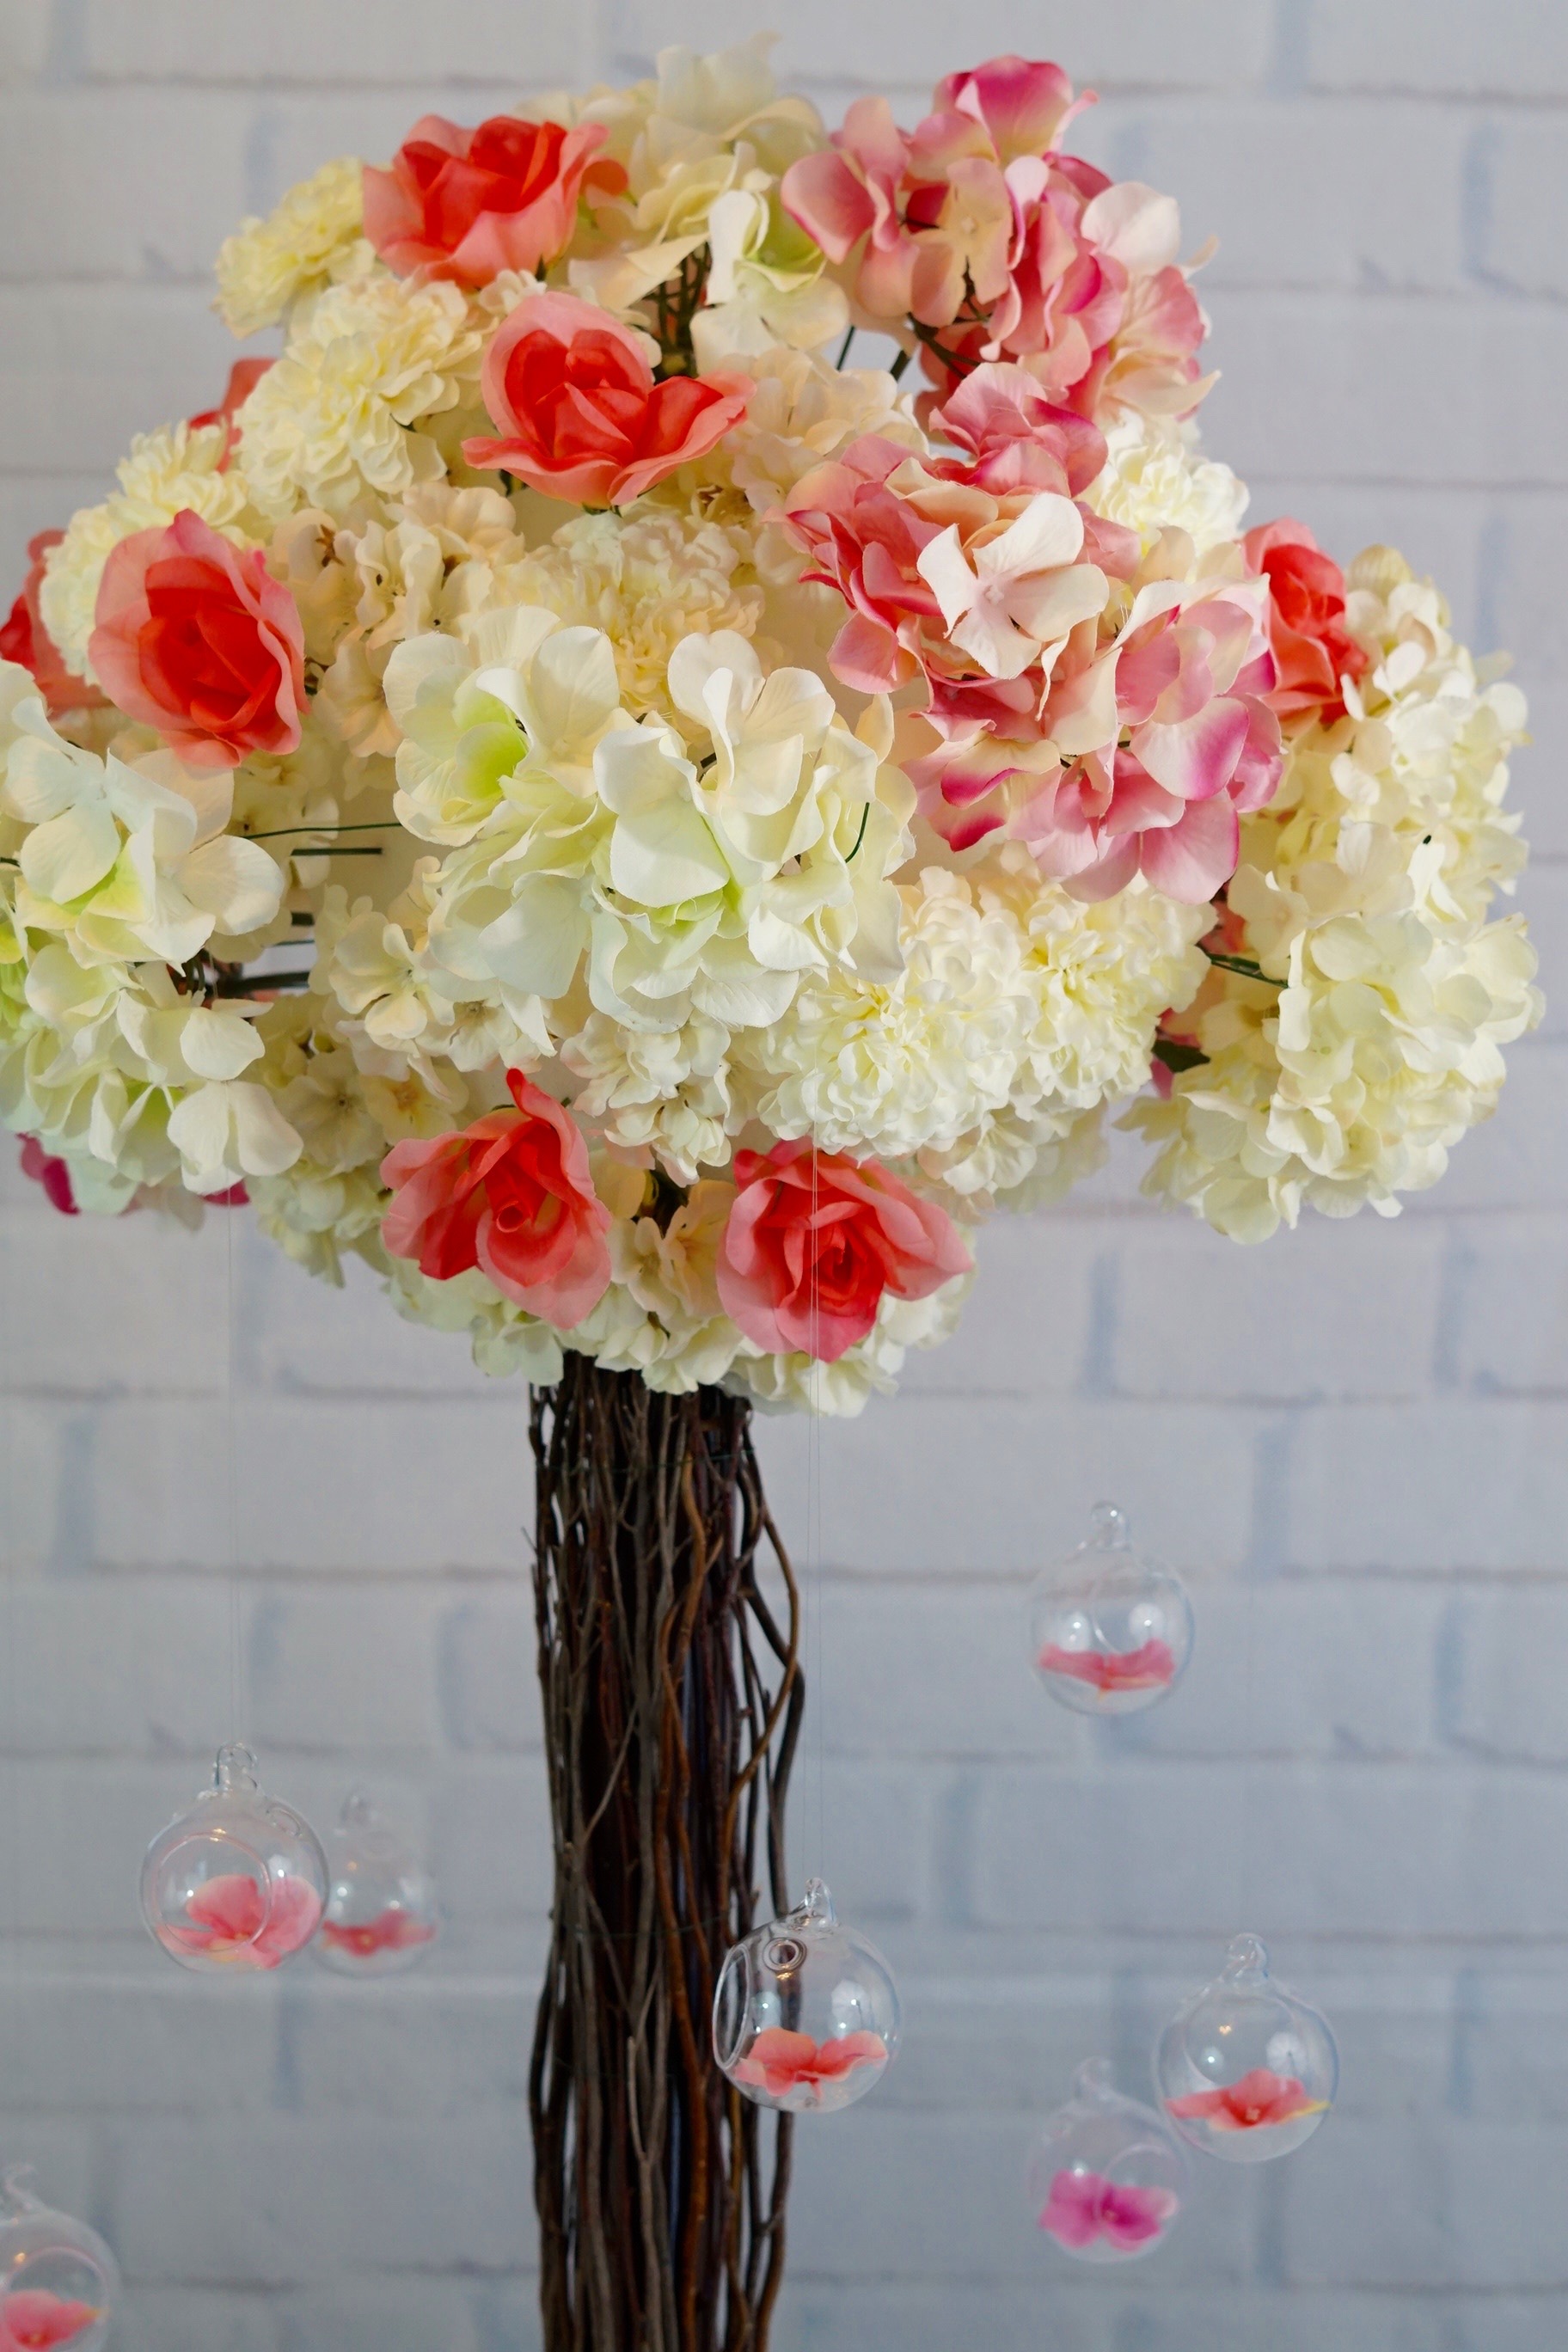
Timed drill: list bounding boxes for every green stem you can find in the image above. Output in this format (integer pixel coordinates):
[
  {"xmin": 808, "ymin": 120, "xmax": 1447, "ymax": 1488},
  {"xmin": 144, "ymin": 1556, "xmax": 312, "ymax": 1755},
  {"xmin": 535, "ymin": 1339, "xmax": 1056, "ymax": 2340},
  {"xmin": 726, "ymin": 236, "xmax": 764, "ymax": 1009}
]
[{"xmin": 1203, "ymin": 947, "xmax": 1284, "ymax": 988}]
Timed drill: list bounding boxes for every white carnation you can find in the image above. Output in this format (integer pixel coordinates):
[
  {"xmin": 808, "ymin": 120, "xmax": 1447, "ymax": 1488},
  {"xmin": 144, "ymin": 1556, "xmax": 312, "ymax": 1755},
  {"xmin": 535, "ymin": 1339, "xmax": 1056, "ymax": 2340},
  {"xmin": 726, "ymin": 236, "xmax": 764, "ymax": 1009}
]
[
  {"xmin": 236, "ymin": 275, "xmax": 483, "ymax": 519},
  {"xmin": 1087, "ymin": 415, "xmax": 1247, "ymax": 557},
  {"xmin": 215, "ymin": 157, "xmax": 371, "ymax": 336}
]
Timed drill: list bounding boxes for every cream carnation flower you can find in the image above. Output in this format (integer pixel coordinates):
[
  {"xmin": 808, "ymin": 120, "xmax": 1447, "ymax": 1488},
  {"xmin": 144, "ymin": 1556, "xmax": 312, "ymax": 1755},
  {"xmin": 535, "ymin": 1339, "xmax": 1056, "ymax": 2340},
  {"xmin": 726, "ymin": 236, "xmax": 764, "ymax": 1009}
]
[
  {"xmin": 40, "ymin": 421, "xmax": 257, "ymax": 677},
  {"xmin": 736, "ymin": 867, "xmax": 1033, "ymax": 1158},
  {"xmin": 1087, "ymin": 416, "xmax": 1247, "ymax": 557},
  {"xmin": 215, "ymin": 157, "xmax": 371, "ymax": 336},
  {"xmin": 496, "ymin": 509, "xmax": 763, "ymax": 728},
  {"xmin": 724, "ymin": 351, "xmax": 925, "ymax": 516},
  {"xmin": 236, "ymin": 275, "xmax": 483, "ymax": 519}
]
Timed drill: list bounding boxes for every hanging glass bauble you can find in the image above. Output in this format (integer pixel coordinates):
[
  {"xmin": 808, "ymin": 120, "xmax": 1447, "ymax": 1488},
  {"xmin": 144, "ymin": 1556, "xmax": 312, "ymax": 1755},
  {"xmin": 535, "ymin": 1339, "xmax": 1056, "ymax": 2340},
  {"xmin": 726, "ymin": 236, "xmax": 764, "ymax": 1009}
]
[
  {"xmin": 0, "ymin": 2166, "xmax": 120, "ymax": 2352},
  {"xmin": 713, "ymin": 1878, "xmax": 900, "ymax": 2114},
  {"xmin": 315, "ymin": 1792, "xmax": 440, "ymax": 1975},
  {"xmin": 1029, "ymin": 1503, "xmax": 1193, "ymax": 1713},
  {"xmin": 1155, "ymin": 1934, "xmax": 1338, "ymax": 2163},
  {"xmin": 1027, "ymin": 2059, "xmax": 1188, "ymax": 2262},
  {"xmin": 139, "ymin": 1743, "xmax": 328, "ymax": 1975}
]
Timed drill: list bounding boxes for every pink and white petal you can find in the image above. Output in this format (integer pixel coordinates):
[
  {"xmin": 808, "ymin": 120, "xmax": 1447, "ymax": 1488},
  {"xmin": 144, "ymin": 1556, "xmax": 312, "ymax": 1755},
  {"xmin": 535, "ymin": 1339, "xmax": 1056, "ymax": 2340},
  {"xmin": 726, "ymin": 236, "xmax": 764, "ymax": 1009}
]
[
  {"xmin": 1132, "ymin": 697, "xmax": 1249, "ymax": 801},
  {"xmin": 1136, "ymin": 792, "xmax": 1240, "ymax": 902}
]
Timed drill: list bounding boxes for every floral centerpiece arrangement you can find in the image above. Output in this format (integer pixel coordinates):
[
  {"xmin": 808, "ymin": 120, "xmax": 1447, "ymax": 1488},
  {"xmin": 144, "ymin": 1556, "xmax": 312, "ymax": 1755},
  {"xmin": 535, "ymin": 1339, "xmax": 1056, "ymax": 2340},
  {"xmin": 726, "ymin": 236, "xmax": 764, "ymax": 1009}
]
[{"xmin": 0, "ymin": 40, "xmax": 1540, "ymax": 2350}]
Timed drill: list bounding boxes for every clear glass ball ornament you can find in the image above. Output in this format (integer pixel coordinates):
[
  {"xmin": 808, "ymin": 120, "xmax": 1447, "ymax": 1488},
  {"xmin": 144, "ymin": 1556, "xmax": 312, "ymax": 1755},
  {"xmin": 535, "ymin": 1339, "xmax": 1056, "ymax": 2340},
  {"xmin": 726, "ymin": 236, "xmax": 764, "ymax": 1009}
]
[
  {"xmin": 1026, "ymin": 2059, "xmax": 1189, "ymax": 2263},
  {"xmin": 139, "ymin": 1743, "xmax": 328, "ymax": 1975},
  {"xmin": 1155, "ymin": 1934, "xmax": 1338, "ymax": 2163},
  {"xmin": 0, "ymin": 2165, "xmax": 120, "ymax": 2352},
  {"xmin": 713, "ymin": 1878, "xmax": 901, "ymax": 2114},
  {"xmin": 315, "ymin": 1792, "xmax": 440, "ymax": 1976},
  {"xmin": 1030, "ymin": 1503, "xmax": 1194, "ymax": 1714}
]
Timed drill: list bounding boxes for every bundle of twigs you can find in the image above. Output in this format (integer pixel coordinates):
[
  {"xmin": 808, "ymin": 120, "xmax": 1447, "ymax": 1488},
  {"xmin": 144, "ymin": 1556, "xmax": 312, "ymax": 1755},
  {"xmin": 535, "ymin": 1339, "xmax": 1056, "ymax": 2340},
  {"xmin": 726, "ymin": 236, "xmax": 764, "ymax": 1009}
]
[{"xmin": 529, "ymin": 1360, "xmax": 804, "ymax": 2352}]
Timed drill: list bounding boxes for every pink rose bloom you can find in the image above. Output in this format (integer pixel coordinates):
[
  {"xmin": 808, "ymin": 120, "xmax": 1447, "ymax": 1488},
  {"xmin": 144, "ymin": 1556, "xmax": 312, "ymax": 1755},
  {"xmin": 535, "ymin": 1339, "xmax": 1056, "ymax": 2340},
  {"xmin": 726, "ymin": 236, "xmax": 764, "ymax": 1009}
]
[
  {"xmin": 170, "ymin": 1871, "xmax": 322, "ymax": 1969},
  {"xmin": 0, "ymin": 533, "xmax": 107, "ymax": 721},
  {"xmin": 364, "ymin": 113, "xmax": 622, "ymax": 284},
  {"xmin": 0, "ymin": 2288, "xmax": 104, "ymax": 2349},
  {"xmin": 187, "ymin": 356, "xmax": 273, "ymax": 473},
  {"xmin": 717, "ymin": 1142, "xmax": 971, "ymax": 1363},
  {"xmin": 381, "ymin": 1069, "xmax": 612, "ymax": 1328},
  {"xmin": 1038, "ymin": 2167, "xmax": 1179, "ymax": 2252},
  {"xmin": 732, "ymin": 2027, "xmax": 889, "ymax": 2099},
  {"xmin": 462, "ymin": 292, "xmax": 751, "ymax": 506},
  {"xmin": 1167, "ymin": 2067, "xmax": 1325, "ymax": 2133},
  {"xmin": 89, "ymin": 508, "xmax": 305, "ymax": 770},
  {"xmin": 1245, "ymin": 518, "xmax": 1369, "ymax": 721}
]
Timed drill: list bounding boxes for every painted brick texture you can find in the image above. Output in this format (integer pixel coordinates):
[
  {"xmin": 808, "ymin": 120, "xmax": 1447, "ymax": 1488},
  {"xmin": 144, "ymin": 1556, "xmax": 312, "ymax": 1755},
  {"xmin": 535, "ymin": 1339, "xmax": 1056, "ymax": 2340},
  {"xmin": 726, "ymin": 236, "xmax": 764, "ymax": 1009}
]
[{"xmin": 1, "ymin": 3, "xmax": 1565, "ymax": 2347}]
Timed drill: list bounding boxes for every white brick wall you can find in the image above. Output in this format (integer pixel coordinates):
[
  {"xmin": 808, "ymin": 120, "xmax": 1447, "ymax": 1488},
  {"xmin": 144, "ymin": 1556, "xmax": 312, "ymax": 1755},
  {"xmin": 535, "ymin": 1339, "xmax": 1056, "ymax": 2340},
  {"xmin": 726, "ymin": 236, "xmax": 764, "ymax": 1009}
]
[{"xmin": 1, "ymin": 2, "xmax": 1565, "ymax": 2344}]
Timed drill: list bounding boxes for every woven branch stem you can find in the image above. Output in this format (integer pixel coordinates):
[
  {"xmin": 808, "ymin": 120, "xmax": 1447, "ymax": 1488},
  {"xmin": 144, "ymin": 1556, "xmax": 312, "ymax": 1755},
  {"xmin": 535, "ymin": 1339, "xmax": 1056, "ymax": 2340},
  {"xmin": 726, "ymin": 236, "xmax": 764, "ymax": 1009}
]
[{"xmin": 529, "ymin": 1358, "xmax": 805, "ymax": 2352}]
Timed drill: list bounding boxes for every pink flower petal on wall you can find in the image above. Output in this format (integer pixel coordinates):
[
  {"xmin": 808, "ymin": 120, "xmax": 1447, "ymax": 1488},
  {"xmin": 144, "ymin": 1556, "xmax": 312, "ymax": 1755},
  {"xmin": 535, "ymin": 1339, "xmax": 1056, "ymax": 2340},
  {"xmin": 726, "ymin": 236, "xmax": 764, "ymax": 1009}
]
[
  {"xmin": 1167, "ymin": 2067, "xmax": 1326, "ymax": 2131},
  {"xmin": 1038, "ymin": 1638, "xmax": 1176, "ymax": 1695}
]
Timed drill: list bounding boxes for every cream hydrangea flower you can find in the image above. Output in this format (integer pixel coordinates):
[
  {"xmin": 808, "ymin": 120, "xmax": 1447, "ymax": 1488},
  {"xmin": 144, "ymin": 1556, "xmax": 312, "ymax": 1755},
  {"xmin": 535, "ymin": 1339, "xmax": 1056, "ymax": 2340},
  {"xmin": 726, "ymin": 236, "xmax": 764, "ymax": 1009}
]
[
  {"xmin": 1127, "ymin": 564, "xmax": 1540, "ymax": 1240},
  {"xmin": 40, "ymin": 421, "xmax": 258, "ymax": 677},
  {"xmin": 561, "ymin": 1012, "xmax": 732, "ymax": 1179},
  {"xmin": 1086, "ymin": 416, "xmax": 1247, "ymax": 558},
  {"xmin": 693, "ymin": 190, "xmax": 848, "ymax": 367},
  {"xmin": 318, "ymin": 484, "xmax": 525, "ymax": 756},
  {"xmin": 215, "ymin": 157, "xmax": 371, "ymax": 336},
  {"xmin": 236, "ymin": 275, "xmax": 483, "ymax": 518}
]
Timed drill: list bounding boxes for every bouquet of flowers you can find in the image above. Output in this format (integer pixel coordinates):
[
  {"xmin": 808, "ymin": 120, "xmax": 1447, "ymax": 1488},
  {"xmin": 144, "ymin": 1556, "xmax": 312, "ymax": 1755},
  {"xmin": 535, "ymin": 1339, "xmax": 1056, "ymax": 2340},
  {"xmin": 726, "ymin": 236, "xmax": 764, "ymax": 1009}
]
[{"xmin": 0, "ymin": 40, "xmax": 1540, "ymax": 1412}]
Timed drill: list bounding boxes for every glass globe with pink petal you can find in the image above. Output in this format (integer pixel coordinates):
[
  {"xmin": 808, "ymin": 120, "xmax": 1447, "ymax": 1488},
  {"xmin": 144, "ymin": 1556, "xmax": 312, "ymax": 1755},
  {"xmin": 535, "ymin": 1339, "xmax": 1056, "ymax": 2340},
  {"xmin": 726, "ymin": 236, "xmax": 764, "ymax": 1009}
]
[
  {"xmin": 713, "ymin": 1879, "xmax": 900, "ymax": 2116},
  {"xmin": 139, "ymin": 1744, "xmax": 328, "ymax": 1975},
  {"xmin": 314, "ymin": 1792, "xmax": 441, "ymax": 1976},
  {"xmin": 0, "ymin": 2167, "xmax": 120, "ymax": 2352},
  {"xmin": 1027, "ymin": 2059, "xmax": 1189, "ymax": 2263},
  {"xmin": 1030, "ymin": 1504, "xmax": 1194, "ymax": 1715},
  {"xmin": 1155, "ymin": 1934, "xmax": 1338, "ymax": 2163}
]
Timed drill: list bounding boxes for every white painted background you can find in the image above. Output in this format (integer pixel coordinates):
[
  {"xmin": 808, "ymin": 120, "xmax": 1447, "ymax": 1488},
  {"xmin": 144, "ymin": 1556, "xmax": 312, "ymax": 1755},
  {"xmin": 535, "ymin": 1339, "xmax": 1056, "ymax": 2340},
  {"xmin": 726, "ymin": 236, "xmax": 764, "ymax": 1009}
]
[{"xmin": 1, "ymin": 3, "xmax": 1565, "ymax": 2345}]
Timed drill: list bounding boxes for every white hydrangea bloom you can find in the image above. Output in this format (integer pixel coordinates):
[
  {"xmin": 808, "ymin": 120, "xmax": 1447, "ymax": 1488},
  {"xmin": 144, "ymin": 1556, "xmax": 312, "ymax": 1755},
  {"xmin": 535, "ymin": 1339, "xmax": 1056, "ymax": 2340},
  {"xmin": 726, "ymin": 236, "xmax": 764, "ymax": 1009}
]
[
  {"xmin": 215, "ymin": 157, "xmax": 371, "ymax": 336},
  {"xmin": 236, "ymin": 275, "xmax": 484, "ymax": 518},
  {"xmin": 1127, "ymin": 560, "xmax": 1541, "ymax": 1240},
  {"xmin": 40, "ymin": 422, "xmax": 258, "ymax": 677}
]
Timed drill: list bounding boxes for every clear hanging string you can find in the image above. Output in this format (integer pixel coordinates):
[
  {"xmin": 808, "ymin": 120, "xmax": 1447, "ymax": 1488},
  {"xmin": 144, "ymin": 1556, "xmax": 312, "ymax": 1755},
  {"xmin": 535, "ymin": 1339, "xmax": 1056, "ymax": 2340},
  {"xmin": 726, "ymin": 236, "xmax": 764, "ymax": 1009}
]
[
  {"xmin": 809, "ymin": 1124, "xmax": 825, "ymax": 1886},
  {"xmin": 225, "ymin": 1202, "xmax": 243, "ymax": 1747}
]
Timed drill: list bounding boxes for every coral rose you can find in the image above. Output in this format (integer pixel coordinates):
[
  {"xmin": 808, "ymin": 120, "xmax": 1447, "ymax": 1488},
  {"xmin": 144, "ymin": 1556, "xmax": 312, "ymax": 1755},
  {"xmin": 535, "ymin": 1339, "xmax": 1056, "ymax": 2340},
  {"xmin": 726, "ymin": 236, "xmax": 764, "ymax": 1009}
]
[
  {"xmin": 462, "ymin": 292, "xmax": 752, "ymax": 506},
  {"xmin": 717, "ymin": 1141, "xmax": 971, "ymax": 1363},
  {"xmin": 380, "ymin": 1069, "xmax": 612, "ymax": 1328},
  {"xmin": 1245, "ymin": 518, "xmax": 1369, "ymax": 720},
  {"xmin": 0, "ymin": 532, "xmax": 107, "ymax": 720},
  {"xmin": 89, "ymin": 508, "xmax": 305, "ymax": 770},
  {"xmin": 364, "ymin": 113, "xmax": 620, "ymax": 285}
]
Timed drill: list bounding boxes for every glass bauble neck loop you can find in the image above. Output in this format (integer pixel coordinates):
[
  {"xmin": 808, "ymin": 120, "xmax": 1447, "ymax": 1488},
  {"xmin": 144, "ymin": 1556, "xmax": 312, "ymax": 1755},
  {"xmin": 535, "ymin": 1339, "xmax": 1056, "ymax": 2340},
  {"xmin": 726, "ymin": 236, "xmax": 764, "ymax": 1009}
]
[
  {"xmin": 1073, "ymin": 2056, "xmax": 1117, "ymax": 2103},
  {"xmin": 213, "ymin": 1743, "xmax": 260, "ymax": 1797},
  {"xmin": 796, "ymin": 1877, "xmax": 836, "ymax": 1927},
  {"xmin": 0, "ymin": 2165, "xmax": 41, "ymax": 2219},
  {"xmin": 1222, "ymin": 1932, "xmax": 1270, "ymax": 1985},
  {"xmin": 1087, "ymin": 1502, "xmax": 1130, "ymax": 1551}
]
